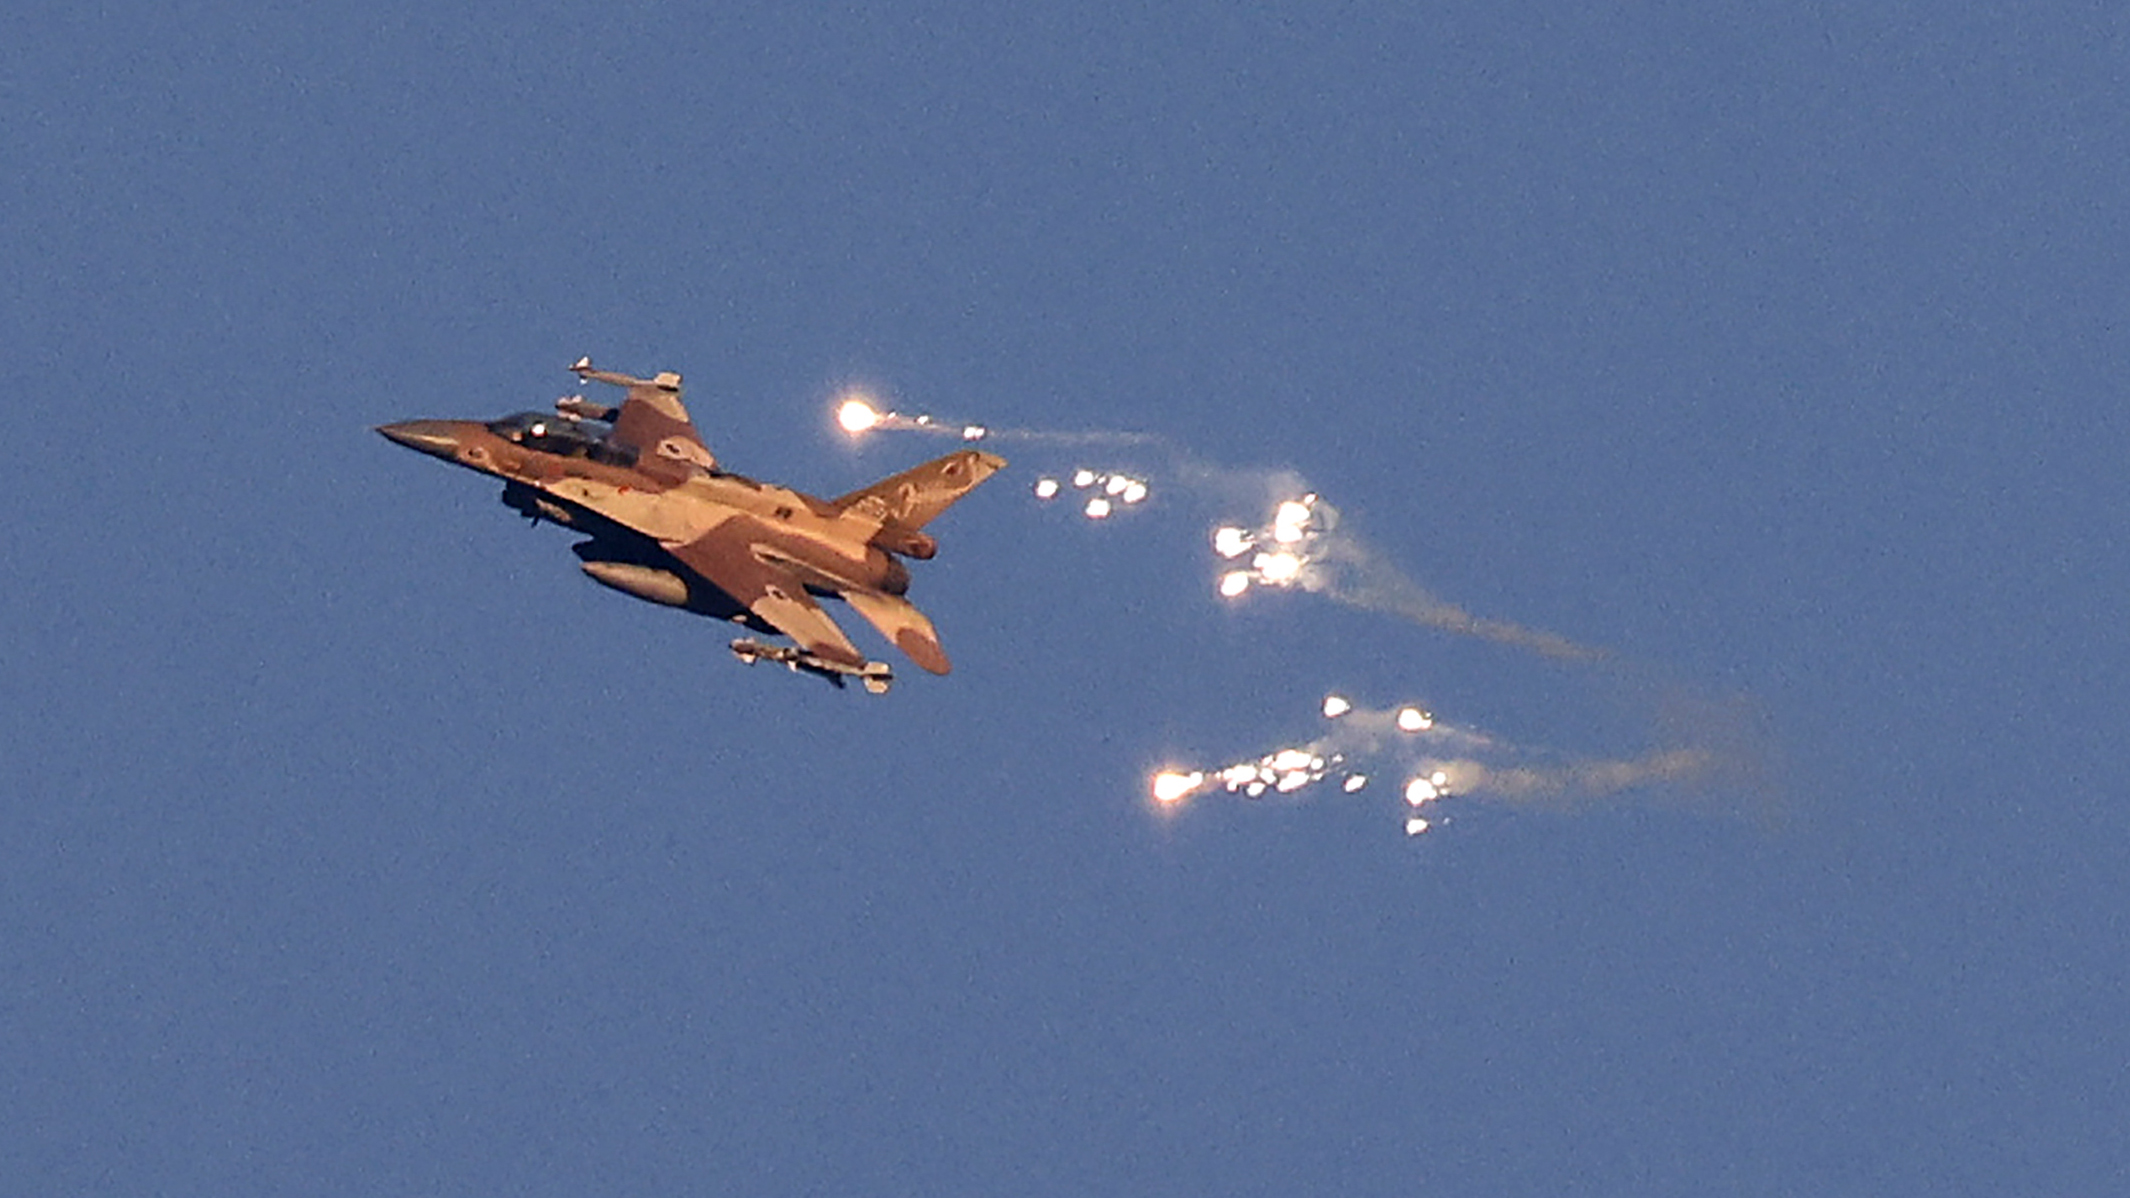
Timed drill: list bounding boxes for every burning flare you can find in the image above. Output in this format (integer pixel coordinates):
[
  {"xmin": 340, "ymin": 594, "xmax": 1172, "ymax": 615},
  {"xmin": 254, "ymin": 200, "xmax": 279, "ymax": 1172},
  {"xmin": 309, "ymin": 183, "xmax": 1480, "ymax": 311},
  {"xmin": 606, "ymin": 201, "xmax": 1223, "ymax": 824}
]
[
  {"xmin": 1031, "ymin": 468, "xmax": 1152, "ymax": 521},
  {"xmin": 837, "ymin": 397, "xmax": 884, "ymax": 434}
]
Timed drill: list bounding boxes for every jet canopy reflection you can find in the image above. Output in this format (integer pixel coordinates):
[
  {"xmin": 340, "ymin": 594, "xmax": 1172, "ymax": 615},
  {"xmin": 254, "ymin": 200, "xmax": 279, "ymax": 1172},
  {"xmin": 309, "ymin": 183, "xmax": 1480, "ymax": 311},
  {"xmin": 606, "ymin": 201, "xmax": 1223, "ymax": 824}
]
[{"xmin": 483, "ymin": 411, "xmax": 638, "ymax": 467}]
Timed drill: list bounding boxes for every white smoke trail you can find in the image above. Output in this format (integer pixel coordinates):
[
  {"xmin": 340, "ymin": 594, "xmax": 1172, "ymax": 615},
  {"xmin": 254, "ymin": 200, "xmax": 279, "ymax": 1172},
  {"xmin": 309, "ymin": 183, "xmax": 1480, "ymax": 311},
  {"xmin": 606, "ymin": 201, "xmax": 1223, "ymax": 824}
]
[
  {"xmin": 1203, "ymin": 486, "xmax": 1609, "ymax": 663},
  {"xmin": 1152, "ymin": 696, "xmax": 1742, "ymax": 836},
  {"xmin": 832, "ymin": 392, "xmax": 1161, "ymax": 447},
  {"xmin": 834, "ymin": 393, "xmax": 1779, "ymax": 833},
  {"xmin": 1303, "ymin": 533, "xmax": 1610, "ymax": 663}
]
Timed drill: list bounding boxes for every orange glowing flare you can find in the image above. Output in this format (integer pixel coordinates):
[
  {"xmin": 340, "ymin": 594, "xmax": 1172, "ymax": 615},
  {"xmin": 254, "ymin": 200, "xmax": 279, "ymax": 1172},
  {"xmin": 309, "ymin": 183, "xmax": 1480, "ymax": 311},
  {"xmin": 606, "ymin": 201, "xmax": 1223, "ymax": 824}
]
[
  {"xmin": 1151, "ymin": 771, "xmax": 1204, "ymax": 804},
  {"xmin": 837, "ymin": 397, "xmax": 883, "ymax": 434}
]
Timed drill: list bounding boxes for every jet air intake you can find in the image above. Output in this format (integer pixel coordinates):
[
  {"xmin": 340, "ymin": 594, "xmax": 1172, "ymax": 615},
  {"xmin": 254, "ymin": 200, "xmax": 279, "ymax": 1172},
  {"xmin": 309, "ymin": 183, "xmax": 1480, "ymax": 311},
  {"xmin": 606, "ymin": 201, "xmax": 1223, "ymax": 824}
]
[{"xmin": 502, "ymin": 482, "xmax": 584, "ymax": 529}]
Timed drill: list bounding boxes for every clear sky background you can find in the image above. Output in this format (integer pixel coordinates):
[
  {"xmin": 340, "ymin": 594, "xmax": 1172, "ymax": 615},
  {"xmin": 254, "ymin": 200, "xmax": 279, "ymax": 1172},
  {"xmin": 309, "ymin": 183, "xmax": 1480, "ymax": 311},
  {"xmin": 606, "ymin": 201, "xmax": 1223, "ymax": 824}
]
[{"xmin": 6, "ymin": 3, "xmax": 2127, "ymax": 1194}]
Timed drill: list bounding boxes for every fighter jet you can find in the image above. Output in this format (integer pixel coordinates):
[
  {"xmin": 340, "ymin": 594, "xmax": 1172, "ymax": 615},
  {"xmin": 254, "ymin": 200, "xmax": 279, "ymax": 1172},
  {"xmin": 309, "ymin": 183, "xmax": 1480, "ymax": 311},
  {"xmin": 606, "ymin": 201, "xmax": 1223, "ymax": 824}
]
[{"xmin": 378, "ymin": 358, "xmax": 1005, "ymax": 693}]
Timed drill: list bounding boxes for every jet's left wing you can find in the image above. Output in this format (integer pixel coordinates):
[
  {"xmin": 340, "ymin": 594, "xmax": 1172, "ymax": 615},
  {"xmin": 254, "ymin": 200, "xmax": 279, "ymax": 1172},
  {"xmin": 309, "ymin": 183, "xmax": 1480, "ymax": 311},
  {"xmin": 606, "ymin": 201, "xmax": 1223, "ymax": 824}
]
[
  {"xmin": 570, "ymin": 357, "xmax": 716, "ymax": 477},
  {"xmin": 667, "ymin": 518, "xmax": 870, "ymax": 674}
]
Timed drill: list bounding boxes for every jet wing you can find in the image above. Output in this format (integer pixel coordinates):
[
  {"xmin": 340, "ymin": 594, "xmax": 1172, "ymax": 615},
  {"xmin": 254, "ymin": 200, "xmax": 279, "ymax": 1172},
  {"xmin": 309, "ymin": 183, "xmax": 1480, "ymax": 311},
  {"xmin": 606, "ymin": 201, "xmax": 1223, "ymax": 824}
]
[
  {"xmin": 667, "ymin": 519, "xmax": 868, "ymax": 671},
  {"xmin": 570, "ymin": 358, "xmax": 717, "ymax": 475}
]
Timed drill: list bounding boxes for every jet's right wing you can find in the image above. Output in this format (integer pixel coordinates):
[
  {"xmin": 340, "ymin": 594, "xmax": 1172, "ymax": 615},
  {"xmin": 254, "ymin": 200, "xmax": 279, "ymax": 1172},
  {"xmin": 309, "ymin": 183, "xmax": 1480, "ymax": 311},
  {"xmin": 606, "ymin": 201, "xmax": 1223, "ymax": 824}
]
[
  {"xmin": 571, "ymin": 357, "xmax": 717, "ymax": 477},
  {"xmin": 667, "ymin": 519, "xmax": 869, "ymax": 673}
]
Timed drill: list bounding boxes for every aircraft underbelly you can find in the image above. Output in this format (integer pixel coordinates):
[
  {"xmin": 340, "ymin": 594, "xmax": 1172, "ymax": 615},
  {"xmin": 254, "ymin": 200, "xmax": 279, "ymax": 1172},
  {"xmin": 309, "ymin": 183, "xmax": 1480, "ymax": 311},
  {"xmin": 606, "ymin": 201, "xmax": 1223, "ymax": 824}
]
[{"xmin": 546, "ymin": 477, "xmax": 702, "ymax": 543}]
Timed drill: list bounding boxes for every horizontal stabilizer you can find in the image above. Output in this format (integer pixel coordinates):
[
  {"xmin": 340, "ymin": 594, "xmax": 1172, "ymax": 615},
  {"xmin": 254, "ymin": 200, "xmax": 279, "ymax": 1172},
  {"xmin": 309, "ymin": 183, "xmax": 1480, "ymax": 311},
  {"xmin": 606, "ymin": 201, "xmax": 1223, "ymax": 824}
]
[{"xmin": 843, "ymin": 590, "xmax": 953, "ymax": 675}]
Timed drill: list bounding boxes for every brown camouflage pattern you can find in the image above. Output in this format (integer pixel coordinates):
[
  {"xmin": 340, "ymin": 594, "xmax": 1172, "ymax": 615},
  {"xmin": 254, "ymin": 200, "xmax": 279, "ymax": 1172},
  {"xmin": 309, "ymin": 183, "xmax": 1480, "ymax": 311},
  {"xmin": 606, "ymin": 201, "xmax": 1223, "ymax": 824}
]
[{"xmin": 379, "ymin": 360, "xmax": 1004, "ymax": 689}]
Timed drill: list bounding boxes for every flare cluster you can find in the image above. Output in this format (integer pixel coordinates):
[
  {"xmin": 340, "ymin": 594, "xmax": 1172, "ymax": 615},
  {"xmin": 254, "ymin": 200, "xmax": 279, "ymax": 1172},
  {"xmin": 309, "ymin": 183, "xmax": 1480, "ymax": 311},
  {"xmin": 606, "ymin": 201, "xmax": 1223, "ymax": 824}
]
[
  {"xmin": 1212, "ymin": 494, "xmax": 1331, "ymax": 598},
  {"xmin": 1032, "ymin": 469, "xmax": 1152, "ymax": 519},
  {"xmin": 1150, "ymin": 694, "xmax": 1456, "ymax": 836}
]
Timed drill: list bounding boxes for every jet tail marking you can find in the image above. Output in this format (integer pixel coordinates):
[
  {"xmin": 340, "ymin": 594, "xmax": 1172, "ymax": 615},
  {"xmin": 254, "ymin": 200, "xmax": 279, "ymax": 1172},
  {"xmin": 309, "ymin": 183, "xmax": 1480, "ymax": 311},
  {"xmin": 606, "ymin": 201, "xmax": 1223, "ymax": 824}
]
[{"xmin": 833, "ymin": 448, "xmax": 1006, "ymax": 531}]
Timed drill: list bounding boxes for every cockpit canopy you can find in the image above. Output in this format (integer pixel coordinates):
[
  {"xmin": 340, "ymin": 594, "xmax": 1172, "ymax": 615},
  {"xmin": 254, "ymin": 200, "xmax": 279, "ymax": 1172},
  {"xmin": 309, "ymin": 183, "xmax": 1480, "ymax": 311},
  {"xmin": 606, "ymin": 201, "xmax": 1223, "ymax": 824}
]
[{"xmin": 485, "ymin": 412, "xmax": 638, "ymax": 467}]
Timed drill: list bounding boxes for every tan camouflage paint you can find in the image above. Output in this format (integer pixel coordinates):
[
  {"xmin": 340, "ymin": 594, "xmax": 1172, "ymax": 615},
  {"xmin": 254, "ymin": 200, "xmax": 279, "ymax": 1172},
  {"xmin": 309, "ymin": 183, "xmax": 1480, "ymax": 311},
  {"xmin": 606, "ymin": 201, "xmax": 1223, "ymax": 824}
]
[{"xmin": 379, "ymin": 361, "xmax": 1003, "ymax": 683}]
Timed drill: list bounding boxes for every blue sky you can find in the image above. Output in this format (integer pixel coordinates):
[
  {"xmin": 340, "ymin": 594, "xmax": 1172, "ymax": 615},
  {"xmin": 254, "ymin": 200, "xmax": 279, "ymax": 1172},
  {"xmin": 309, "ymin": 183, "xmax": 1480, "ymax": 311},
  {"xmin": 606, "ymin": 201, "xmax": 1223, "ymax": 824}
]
[{"xmin": 5, "ymin": 3, "xmax": 2127, "ymax": 1193}]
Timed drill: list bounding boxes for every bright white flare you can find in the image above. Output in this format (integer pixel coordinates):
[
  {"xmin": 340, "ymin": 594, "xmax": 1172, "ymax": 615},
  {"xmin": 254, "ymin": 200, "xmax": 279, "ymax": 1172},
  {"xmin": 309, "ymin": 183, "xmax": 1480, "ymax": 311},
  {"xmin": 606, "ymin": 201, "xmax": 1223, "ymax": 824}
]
[
  {"xmin": 961, "ymin": 425, "xmax": 988, "ymax": 441},
  {"xmin": 1085, "ymin": 497, "xmax": 1113, "ymax": 519},
  {"xmin": 837, "ymin": 398, "xmax": 883, "ymax": 434},
  {"xmin": 1214, "ymin": 527, "xmax": 1254, "ymax": 559},
  {"xmin": 1322, "ymin": 694, "xmax": 1352, "ymax": 718},
  {"xmin": 1404, "ymin": 777, "xmax": 1440, "ymax": 806},
  {"xmin": 1121, "ymin": 481, "xmax": 1149, "ymax": 504},
  {"xmin": 1270, "ymin": 748, "xmax": 1314, "ymax": 772},
  {"xmin": 1343, "ymin": 774, "xmax": 1369, "ymax": 792},
  {"xmin": 1256, "ymin": 551, "xmax": 1303, "ymax": 584},
  {"xmin": 1151, "ymin": 771, "xmax": 1204, "ymax": 804},
  {"xmin": 1396, "ymin": 706, "xmax": 1433, "ymax": 733},
  {"xmin": 1272, "ymin": 500, "xmax": 1313, "ymax": 544},
  {"xmin": 1034, "ymin": 478, "xmax": 1061, "ymax": 499},
  {"xmin": 1072, "ymin": 469, "xmax": 1097, "ymax": 488},
  {"xmin": 1219, "ymin": 571, "xmax": 1252, "ymax": 598},
  {"xmin": 1406, "ymin": 817, "xmax": 1431, "ymax": 836}
]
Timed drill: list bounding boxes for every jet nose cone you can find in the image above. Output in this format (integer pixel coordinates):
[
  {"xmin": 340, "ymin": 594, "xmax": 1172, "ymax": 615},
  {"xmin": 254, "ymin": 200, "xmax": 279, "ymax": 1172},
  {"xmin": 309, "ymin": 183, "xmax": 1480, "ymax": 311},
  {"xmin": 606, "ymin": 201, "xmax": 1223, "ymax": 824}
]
[{"xmin": 376, "ymin": 420, "xmax": 465, "ymax": 459}]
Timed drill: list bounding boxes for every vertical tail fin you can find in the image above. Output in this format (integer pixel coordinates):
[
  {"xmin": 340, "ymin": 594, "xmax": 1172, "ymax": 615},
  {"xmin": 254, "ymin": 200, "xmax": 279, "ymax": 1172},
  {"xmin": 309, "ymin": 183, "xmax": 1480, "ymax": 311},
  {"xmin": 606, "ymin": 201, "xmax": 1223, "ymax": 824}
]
[{"xmin": 834, "ymin": 449, "xmax": 1006, "ymax": 530}]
